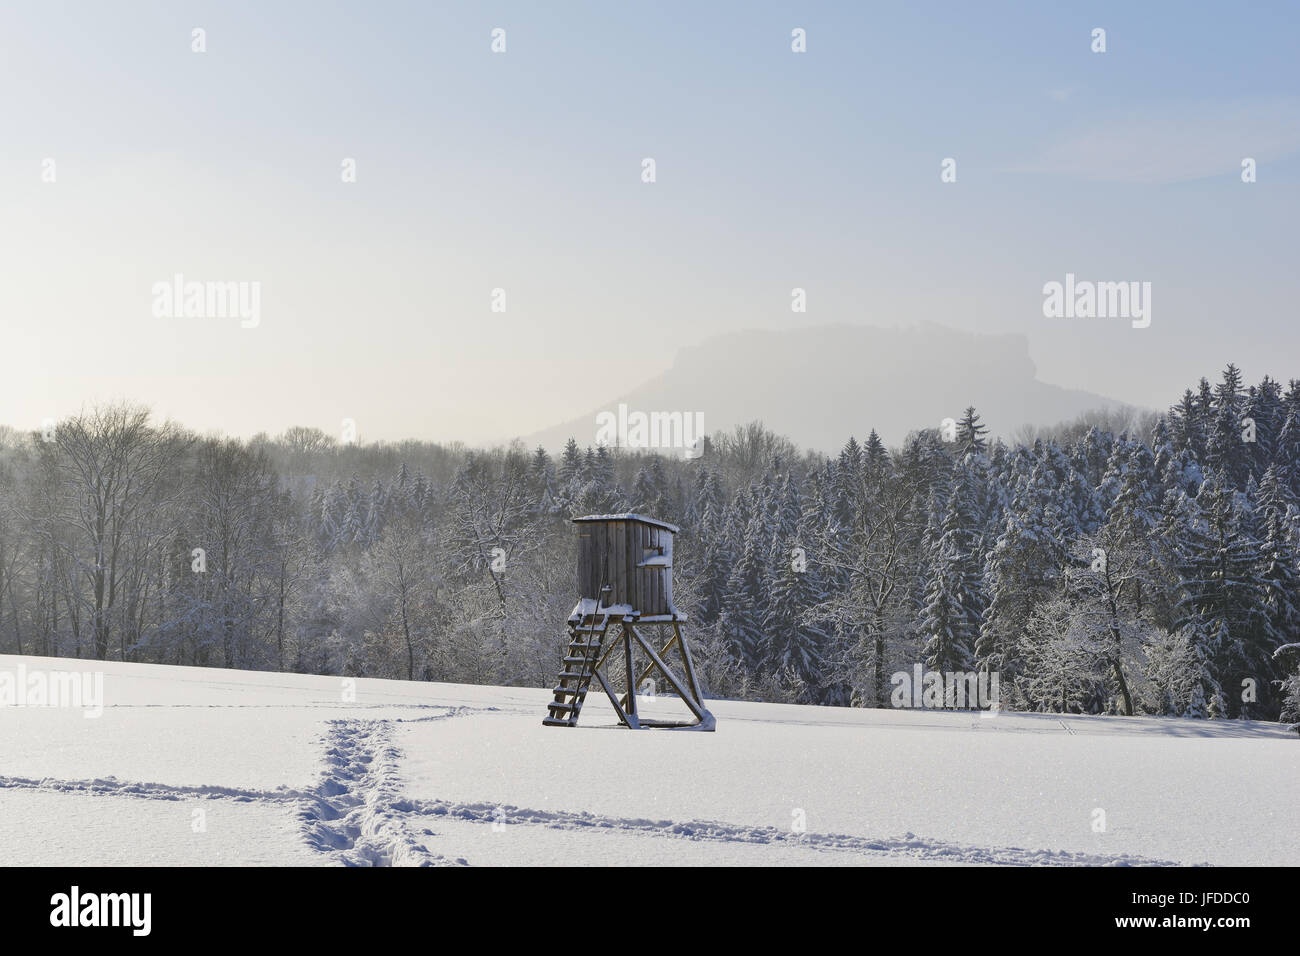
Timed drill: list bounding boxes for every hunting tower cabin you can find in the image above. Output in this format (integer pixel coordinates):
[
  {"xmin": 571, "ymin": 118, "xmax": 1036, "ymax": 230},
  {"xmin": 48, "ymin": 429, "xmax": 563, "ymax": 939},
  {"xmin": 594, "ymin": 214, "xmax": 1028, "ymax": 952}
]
[
  {"xmin": 542, "ymin": 514, "xmax": 715, "ymax": 731},
  {"xmin": 574, "ymin": 513, "xmax": 678, "ymax": 619}
]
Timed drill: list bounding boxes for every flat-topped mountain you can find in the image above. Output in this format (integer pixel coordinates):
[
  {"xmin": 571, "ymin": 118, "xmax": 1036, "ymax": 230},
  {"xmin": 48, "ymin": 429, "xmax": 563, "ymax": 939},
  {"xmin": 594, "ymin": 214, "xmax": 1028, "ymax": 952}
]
[{"xmin": 522, "ymin": 323, "xmax": 1129, "ymax": 453}]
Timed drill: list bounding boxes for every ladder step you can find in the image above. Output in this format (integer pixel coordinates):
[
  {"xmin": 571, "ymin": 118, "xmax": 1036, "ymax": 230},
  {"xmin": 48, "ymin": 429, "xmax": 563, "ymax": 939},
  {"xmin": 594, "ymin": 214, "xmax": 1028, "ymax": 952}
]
[{"xmin": 546, "ymin": 592, "xmax": 616, "ymax": 728}]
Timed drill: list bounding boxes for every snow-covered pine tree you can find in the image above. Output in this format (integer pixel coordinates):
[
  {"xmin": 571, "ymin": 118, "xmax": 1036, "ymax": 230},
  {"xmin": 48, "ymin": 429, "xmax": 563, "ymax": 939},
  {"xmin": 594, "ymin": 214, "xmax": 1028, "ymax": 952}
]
[
  {"xmin": 363, "ymin": 477, "xmax": 387, "ymax": 546},
  {"xmin": 1206, "ymin": 364, "xmax": 1247, "ymax": 488},
  {"xmin": 720, "ymin": 508, "xmax": 770, "ymax": 671},
  {"xmin": 686, "ymin": 477, "xmax": 732, "ymax": 627},
  {"xmin": 1096, "ymin": 436, "xmax": 1164, "ymax": 624},
  {"xmin": 1169, "ymin": 389, "xmax": 1206, "ymax": 463},
  {"xmin": 863, "ymin": 429, "xmax": 888, "ymax": 479},
  {"xmin": 1150, "ymin": 416, "xmax": 1175, "ymax": 486},
  {"xmin": 1074, "ymin": 426, "xmax": 1113, "ymax": 491},
  {"xmin": 1243, "ymin": 377, "xmax": 1284, "ymax": 480},
  {"xmin": 768, "ymin": 470, "xmax": 801, "ymax": 560},
  {"xmin": 977, "ymin": 455, "xmax": 1072, "ymax": 687},
  {"xmin": 340, "ymin": 476, "xmax": 367, "ymax": 548},
  {"xmin": 630, "ymin": 463, "xmax": 657, "ymax": 513},
  {"xmin": 762, "ymin": 528, "xmax": 828, "ymax": 698},
  {"xmin": 307, "ymin": 484, "xmax": 331, "ymax": 549},
  {"xmin": 527, "ymin": 446, "xmax": 555, "ymax": 515},
  {"xmin": 920, "ymin": 466, "xmax": 983, "ymax": 678},
  {"xmin": 920, "ymin": 524, "xmax": 975, "ymax": 677},
  {"xmin": 1257, "ymin": 501, "xmax": 1300, "ymax": 714},
  {"xmin": 832, "ymin": 438, "xmax": 863, "ymax": 529},
  {"xmin": 956, "ymin": 406, "xmax": 989, "ymax": 457},
  {"xmin": 558, "ymin": 438, "xmax": 581, "ymax": 488},
  {"xmin": 1196, "ymin": 377, "xmax": 1216, "ymax": 439},
  {"xmin": 1167, "ymin": 473, "xmax": 1278, "ymax": 718},
  {"xmin": 1274, "ymin": 406, "xmax": 1300, "ymax": 503},
  {"xmin": 693, "ymin": 468, "xmax": 726, "ymax": 529}
]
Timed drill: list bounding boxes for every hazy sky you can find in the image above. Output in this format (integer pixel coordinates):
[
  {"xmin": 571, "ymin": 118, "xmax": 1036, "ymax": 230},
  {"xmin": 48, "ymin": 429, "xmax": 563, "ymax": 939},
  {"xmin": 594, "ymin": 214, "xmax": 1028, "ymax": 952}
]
[{"xmin": 2, "ymin": 1, "xmax": 1297, "ymax": 446}]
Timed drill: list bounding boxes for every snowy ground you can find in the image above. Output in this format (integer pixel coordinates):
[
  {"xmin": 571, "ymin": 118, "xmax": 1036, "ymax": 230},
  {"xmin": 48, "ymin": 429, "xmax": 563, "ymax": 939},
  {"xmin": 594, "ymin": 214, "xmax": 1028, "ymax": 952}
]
[{"xmin": 1, "ymin": 654, "xmax": 1294, "ymax": 866}]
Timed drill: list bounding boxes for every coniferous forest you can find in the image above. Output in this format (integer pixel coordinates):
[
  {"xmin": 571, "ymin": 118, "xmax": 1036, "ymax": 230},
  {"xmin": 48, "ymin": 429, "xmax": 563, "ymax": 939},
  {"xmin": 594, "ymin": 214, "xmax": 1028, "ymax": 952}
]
[{"xmin": 1, "ymin": 363, "xmax": 1297, "ymax": 724}]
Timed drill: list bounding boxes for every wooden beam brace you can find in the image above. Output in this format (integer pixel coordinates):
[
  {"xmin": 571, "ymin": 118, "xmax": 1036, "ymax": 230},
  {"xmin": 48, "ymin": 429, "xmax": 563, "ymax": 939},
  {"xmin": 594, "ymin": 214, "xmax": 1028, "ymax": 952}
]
[
  {"xmin": 674, "ymin": 621, "xmax": 705, "ymax": 704},
  {"xmin": 632, "ymin": 630, "xmax": 679, "ymax": 697},
  {"xmin": 593, "ymin": 668, "xmax": 638, "ymax": 729},
  {"xmin": 627, "ymin": 624, "xmax": 704, "ymax": 722},
  {"xmin": 591, "ymin": 615, "xmax": 625, "ymax": 671},
  {"xmin": 622, "ymin": 627, "xmax": 638, "ymax": 719}
]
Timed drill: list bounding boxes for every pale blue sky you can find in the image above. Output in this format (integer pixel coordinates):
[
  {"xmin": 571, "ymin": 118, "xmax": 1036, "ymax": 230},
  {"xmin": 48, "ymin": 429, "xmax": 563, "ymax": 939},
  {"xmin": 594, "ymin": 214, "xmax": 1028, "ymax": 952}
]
[{"xmin": 2, "ymin": 1, "xmax": 1297, "ymax": 444}]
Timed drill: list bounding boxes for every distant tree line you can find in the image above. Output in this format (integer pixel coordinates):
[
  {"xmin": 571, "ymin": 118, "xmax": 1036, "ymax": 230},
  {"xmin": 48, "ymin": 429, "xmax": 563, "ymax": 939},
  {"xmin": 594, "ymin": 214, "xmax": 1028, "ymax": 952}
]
[{"xmin": 1, "ymin": 364, "xmax": 1297, "ymax": 723}]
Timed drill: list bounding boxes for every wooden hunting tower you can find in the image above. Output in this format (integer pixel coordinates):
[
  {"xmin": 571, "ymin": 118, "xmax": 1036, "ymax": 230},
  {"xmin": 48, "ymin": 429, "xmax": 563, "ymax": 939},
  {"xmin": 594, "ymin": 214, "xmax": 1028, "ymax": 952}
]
[{"xmin": 543, "ymin": 514, "xmax": 715, "ymax": 731}]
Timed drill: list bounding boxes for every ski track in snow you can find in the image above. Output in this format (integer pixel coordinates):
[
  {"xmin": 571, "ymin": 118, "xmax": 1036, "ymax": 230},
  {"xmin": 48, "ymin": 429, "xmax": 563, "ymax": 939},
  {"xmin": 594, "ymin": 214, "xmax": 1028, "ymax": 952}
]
[
  {"xmin": 0, "ymin": 774, "xmax": 305, "ymax": 803},
  {"xmin": 393, "ymin": 799, "xmax": 1184, "ymax": 867},
  {"xmin": 1, "ymin": 702, "xmax": 1189, "ymax": 867}
]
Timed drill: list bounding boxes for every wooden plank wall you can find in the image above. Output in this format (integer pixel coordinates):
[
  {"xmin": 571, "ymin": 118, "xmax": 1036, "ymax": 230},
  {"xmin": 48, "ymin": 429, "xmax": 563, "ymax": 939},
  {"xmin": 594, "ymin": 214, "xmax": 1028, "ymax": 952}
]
[
  {"xmin": 648, "ymin": 526, "xmax": 660, "ymax": 614},
  {"xmin": 665, "ymin": 528, "xmax": 676, "ymax": 608},
  {"xmin": 614, "ymin": 520, "xmax": 626, "ymax": 606},
  {"xmin": 575, "ymin": 519, "xmax": 676, "ymax": 616},
  {"xmin": 577, "ymin": 531, "xmax": 592, "ymax": 599}
]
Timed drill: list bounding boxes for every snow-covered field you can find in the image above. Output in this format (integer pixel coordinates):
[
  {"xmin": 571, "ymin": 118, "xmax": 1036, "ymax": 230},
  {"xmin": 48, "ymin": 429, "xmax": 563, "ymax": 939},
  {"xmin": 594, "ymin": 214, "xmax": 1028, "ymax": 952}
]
[{"xmin": 1, "ymin": 654, "xmax": 1294, "ymax": 866}]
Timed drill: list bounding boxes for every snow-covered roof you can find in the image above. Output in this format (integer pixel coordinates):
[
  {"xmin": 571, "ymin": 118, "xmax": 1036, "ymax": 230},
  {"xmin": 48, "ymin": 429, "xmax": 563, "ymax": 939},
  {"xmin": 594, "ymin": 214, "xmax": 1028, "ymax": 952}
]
[{"xmin": 572, "ymin": 513, "xmax": 680, "ymax": 533}]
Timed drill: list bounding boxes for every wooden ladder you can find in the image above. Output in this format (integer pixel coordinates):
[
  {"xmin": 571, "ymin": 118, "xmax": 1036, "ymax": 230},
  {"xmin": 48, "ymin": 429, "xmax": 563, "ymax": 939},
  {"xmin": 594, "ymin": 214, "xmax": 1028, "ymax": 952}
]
[{"xmin": 542, "ymin": 590, "xmax": 615, "ymax": 727}]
